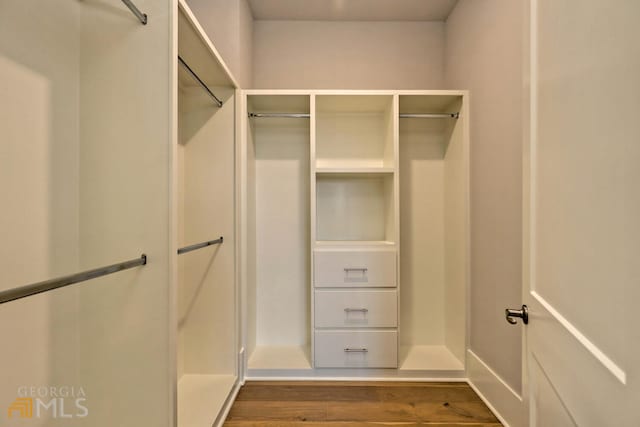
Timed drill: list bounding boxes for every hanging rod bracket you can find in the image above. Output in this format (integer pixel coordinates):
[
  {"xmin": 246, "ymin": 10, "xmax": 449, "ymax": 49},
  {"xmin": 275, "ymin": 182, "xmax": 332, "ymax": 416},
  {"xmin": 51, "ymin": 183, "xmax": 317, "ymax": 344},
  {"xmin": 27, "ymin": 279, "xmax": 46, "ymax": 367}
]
[
  {"xmin": 121, "ymin": 0, "xmax": 148, "ymax": 25},
  {"xmin": 178, "ymin": 56, "xmax": 223, "ymax": 107}
]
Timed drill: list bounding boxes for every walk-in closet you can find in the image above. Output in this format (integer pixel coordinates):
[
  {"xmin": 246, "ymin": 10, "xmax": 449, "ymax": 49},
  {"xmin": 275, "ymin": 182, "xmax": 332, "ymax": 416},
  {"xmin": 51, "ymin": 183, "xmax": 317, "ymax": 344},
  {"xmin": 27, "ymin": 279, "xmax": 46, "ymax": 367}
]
[
  {"xmin": 5, "ymin": 1, "xmax": 635, "ymax": 426},
  {"xmin": 1, "ymin": 0, "xmax": 176, "ymax": 426}
]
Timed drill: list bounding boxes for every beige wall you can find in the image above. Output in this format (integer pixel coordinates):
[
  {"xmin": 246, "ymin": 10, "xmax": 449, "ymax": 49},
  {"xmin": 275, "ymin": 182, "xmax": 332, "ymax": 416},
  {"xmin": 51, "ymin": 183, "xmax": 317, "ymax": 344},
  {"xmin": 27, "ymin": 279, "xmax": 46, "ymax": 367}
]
[
  {"xmin": 253, "ymin": 21, "xmax": 445, "ymax": 89},
  {"xmin": 0, "ymin": 2, "xmax": 80, "ymax": 425},
  {"xmin": 445, "ymin": 0, "xmax": 523, "ymax": 392},
  {"xmin": 186, "ymin": 0, "xmax": 254, "ymax": 88}
]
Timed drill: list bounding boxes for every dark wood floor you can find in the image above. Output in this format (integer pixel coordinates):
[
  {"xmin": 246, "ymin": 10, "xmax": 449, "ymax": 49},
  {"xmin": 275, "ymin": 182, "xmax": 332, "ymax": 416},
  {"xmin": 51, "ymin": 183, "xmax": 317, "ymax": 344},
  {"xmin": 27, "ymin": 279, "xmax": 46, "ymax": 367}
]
[{"xmin": 224, "ymin": 381, "xmax": 502, "ymax": 426}]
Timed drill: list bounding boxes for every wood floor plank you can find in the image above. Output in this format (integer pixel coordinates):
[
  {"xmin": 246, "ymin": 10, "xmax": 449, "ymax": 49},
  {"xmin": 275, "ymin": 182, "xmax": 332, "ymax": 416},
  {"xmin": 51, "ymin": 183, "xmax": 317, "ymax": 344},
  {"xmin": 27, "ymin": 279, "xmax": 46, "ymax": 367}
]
[
  {"xmin": 414, "ymin": 402, "xmax": 499, "ymax": 424},
  {"xmin": 325, "ymin": 401, "xmax": 417, "ymax": 422},
  {"xmin": 223, "ymin": 381, "xmax": 502, "ymax": 427},
  {"xmin": 225, "ymin": 422, "xmax": 502, "ymax": 427},
  {"xmin": 226, "ymin": 401, "xmax": 327, "ymax": 422},
  {"xmin": 235, "ymin": 384, "xmax": 380, "ymax": 402},
  {"xmin": 236, "ymin": 383, "xmax": 480, "ymax": 403},
  {"xmin": 374, "ymin": 386, "xmax": 484, "ymax": 404}
]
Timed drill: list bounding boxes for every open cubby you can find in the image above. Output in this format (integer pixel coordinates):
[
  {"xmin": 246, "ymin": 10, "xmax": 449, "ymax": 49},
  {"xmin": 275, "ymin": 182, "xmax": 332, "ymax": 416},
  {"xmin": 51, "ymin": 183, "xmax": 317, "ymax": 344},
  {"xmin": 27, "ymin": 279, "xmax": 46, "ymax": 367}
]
[
  {"xmin": 316, "ymin": 173, "xmax": 396, "ymax": 243},
  {"xmin": 316, "ymin": 95, "xmax": 395, "ymax": 169}
]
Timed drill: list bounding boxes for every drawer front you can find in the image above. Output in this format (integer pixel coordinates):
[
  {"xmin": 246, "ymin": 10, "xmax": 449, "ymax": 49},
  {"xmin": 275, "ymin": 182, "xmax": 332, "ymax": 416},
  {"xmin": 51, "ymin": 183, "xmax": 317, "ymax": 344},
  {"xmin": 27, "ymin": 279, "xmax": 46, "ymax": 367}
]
[
  {"xmin": 314, "ymin": 330, "xmax": 397, "ymax": 368},
  {"xmin": 314, "ymin": 250, "xmax": 396, "ymax": 287},
  {"xmin": 315, "ymin": 290, "xmax": 397, "ymax": 328}
]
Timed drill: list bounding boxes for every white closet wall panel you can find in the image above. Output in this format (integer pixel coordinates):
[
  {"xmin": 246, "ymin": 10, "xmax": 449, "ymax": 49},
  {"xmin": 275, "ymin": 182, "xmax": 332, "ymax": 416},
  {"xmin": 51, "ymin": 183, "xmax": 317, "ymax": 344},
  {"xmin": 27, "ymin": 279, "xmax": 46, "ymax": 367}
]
[
  {"xmin": 254, "ymin": 118, "xmax": 310, "ymax": 346},
  {"xmin": 245, "ymin": 116, "xmax": 258, "ymax": 357},
  {"xmin": 443, "ymin": 102, "xmax": 468, "ymax": 363},
  {"xmin": 179, "ymin": 87, "xmax": 236, "ymax": 375},
  {"xmin": 178, "ymin": 143, "xmax": 186, "ymax": 380},
  {"xmin": 399, "ymin": 119, "xmax": 446, "ymax": 346},
  {"xmin": 78, "ymin": 0, "xmax": 174, "ymax": 425},
  {"xmin": 0, "ymin": 2, "xmax": 80, "ymax": 425}
]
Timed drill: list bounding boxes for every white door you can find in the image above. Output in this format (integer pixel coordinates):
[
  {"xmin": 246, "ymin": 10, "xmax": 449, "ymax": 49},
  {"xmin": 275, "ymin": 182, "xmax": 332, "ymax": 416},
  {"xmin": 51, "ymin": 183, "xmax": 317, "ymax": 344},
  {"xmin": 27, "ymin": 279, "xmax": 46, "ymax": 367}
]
[{"xmin": 521, "ymin": 0, "xmax": 640, "ymax": 425}]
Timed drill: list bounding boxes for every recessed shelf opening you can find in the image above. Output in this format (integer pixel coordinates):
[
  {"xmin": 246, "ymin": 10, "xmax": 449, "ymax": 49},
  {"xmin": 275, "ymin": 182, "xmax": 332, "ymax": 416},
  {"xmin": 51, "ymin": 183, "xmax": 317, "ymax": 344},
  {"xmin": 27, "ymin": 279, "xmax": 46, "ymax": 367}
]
[
  {"xmin": 316, "ymin": 174, "xmax": 395, "ymax": 243},
  {"xmin": 316, "ymin": 95, "xmax": 395, "ymax": 169}
]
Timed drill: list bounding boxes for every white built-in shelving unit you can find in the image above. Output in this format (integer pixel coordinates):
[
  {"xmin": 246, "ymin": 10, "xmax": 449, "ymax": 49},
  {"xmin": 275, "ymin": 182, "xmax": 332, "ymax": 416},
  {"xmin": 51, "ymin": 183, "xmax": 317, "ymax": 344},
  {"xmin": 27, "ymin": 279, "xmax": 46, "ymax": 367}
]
[{"xmin": 240, "ymin": 90, "xmax": 469, "ymax": 379}]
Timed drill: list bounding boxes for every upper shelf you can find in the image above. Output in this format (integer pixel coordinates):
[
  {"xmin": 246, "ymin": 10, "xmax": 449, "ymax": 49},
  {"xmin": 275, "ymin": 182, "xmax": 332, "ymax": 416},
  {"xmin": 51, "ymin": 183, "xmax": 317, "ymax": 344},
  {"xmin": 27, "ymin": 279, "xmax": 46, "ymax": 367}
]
[
  {"xmin": 316, "ymin": 94, "xmax": 392, "ymax": 114},
  {"xmin": 248, "ymin": 94, "xmax": 311, "ymax": 114},
  {"xmin": 178, "ymin": 0, "xmax": 238, "ymax": 89},
  {"xmin": 399, "ymin": 94, "xmax": 462, "ymax": 115}
]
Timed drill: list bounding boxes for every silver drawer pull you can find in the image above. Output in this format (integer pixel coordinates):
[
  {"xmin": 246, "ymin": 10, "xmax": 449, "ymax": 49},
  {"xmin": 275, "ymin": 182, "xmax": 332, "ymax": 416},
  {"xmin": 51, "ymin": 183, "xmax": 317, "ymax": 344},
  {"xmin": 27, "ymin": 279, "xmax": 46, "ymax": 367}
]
[
  {"xmin": 344, "ymin": 308, "xmax": 369, "ymax": 313},
  {"xmin": 344, "ymin": 267, "xmax": 368, "ymax": 272},
  {"xmin": 344, "ymin": 348, "xmax": 368, "ymax": 353}
]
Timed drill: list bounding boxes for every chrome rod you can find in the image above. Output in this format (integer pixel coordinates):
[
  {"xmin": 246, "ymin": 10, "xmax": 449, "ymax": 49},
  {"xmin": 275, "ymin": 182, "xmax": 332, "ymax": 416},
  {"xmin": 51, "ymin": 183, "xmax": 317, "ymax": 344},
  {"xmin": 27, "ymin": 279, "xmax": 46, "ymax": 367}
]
[
  {"xmin": 400, "ymin": 113, "xmax": 459, "ymax": 119},
  {"xmin": 344, "ymin": 348, "xmax": 368, "ymax": 353},
  {"xmin": 248, "ymin": 112, "xmax": 310, "ymax": 119},
  {"xmin": 177, "ymin": 237, "xmax": 224, "ymax": 255},
  {"xmin": 0, "ymin": 255, "xmax": 147, "ymax": 305},
  {"xmin": 121, "ymin": 0, "xmax": 147, "ymax": 25},
  {"xmin": 178, "ymin": 56, "xmax": 223, "ymax": 107},
  {"xmin": 344, "ymin": 308, "xmax": 369, "ymax": 313}
]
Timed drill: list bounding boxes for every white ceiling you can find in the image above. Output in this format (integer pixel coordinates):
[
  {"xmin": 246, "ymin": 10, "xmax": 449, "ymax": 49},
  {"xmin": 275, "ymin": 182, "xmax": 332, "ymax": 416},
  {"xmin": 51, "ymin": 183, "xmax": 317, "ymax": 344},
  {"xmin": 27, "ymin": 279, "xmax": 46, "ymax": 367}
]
[{"xmin": 247, "ymin": 0, "xmax": 459, "ymax": 22}]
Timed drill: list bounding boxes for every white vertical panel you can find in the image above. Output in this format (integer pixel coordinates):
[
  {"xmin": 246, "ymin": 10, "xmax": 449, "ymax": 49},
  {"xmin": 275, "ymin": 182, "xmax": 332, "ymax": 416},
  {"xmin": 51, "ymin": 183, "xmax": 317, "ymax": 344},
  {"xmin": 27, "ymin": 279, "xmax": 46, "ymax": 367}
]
[
  {"xmin": 179, "ymin": 88, "xmax": 236, "ymax": 375},
  {"xmin": 77, "ymin": 0, "xmax": 174, "ymax": 425},
  {"xmin": 0, "ymin": 1, "xmax": 80, "ymax": 425},
  {"xmin": 254, "ymin": 115, "xmax": 310, "ymax": 346}
]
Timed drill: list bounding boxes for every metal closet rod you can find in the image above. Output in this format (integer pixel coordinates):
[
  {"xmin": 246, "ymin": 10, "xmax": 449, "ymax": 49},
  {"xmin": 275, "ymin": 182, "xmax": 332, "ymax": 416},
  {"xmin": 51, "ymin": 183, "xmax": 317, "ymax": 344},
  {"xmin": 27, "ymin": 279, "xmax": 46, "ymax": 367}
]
[
  {"xmin": 0, "ymin": 255, "xmax": 147, "ymax": 305},
  {"xmin": 248, "ymin": 112, "xmax": 310, "ymax": 118},
  {"xmin": 400, "ymin": 112, "xmax": 460, "ymax": 119},
  {"xmin": 121, "ymin": 0, "xmax": 147, "ymax": 25},
  {"xmin": 178, "ymin": 56, "xmax": 224, "ymax": 108},
  {"xmin": 248, "ymin": 112, "xmax": 457, "ymax": 119},
  {"xmin": 177, "ymin": 236, "xmax": 224, "ymax": 255}
]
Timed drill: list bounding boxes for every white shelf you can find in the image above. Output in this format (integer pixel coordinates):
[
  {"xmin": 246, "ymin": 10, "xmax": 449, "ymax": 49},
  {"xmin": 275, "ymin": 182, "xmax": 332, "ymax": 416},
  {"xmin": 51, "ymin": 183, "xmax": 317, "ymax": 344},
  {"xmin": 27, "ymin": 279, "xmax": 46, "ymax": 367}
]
[
  {"xmin": 177, "ymin": 374, "xmax": 236, "ymax": 427},
  {"xmin": 178, "ymin": 0, "xmax": 238, "ymax": 88},
  {"xmin": 248, "ymin": 94, "xmax": 310, "ymax": 114},
  {"xmin": 399, "ymin": 94, "xmax": 462, "ymax": 115},
  {"xmin": 399, "ymin": 345, "xmax": 465, "ymax": 371},
  {"xmin": 248, "ymin": 346, "xmax": 312, "ymax": 370},
  {"xmin": 316, "ymin": 167, "xmax": 395, "ymax": 175},
  {"xmin": 315, "ymin": 240, "xmax": 396, "ymax": 247}
]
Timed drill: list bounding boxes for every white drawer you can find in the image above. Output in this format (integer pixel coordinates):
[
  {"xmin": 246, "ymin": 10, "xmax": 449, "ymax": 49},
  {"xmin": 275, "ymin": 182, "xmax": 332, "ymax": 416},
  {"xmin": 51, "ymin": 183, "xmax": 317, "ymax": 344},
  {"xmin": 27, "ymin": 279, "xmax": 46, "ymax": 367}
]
[
  {"xmin": 314, "ymin": 330, "xmax": 397, "ymax": 368},
  {"xmin": 315, "ymin": 290, "xmax": 397, "ymax": 328},
  {"xmin": 314, "ymin": 249, "xmax": 396, "ymax": 287}
]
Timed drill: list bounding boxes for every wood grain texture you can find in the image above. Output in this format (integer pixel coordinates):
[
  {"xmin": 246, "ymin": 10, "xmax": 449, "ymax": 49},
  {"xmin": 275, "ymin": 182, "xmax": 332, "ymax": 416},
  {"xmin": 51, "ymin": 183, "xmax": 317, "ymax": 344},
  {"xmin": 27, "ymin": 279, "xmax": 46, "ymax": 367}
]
[{"xmin": 224, "ymin": 381, "xmax": 501, "ymax": 426}]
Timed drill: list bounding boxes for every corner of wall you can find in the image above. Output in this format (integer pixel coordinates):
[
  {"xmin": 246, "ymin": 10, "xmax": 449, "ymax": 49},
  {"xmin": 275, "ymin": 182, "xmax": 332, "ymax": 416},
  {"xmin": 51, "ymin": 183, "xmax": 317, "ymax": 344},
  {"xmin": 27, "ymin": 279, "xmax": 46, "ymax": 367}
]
[
  {"xmin": 238, "ymin": 0, "xmax": 254, "ymax": 88},
  {"xmin": 467, "ymin": 350, "xmax": 527, "ymax": 427}
]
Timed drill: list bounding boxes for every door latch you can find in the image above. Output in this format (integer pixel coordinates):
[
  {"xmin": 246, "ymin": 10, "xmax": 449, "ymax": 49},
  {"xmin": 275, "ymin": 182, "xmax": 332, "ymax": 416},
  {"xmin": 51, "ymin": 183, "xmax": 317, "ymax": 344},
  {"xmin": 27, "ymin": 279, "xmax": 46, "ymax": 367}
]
[{"xmin": 505, "ymin": 305, "xmax": 528, "ymax": 325}]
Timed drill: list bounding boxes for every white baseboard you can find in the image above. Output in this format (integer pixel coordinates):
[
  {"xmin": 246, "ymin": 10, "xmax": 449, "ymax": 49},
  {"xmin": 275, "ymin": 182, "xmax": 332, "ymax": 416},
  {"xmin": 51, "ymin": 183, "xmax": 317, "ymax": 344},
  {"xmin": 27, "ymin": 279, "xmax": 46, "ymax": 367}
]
[
  {"xmin": 213, "ymin": 379, "xmax": 242, "ymax": 427},
  {"xmin": 467, "ymin": 350, "xmax": 526, "ymax": 427}
]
